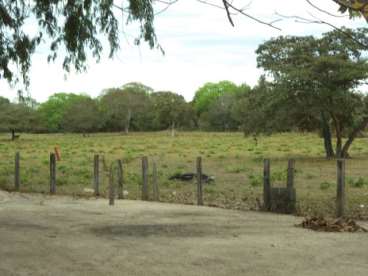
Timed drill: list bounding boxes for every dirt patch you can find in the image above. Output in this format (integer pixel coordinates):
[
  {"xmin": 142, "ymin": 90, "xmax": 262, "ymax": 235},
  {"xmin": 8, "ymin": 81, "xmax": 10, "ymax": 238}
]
[
  {"xmin": 91, "ymin": 223, "xmax": 240, "ymax": 238},
  {"xmin": 0, "ymin": 221, "xmax": 51, "ymax": 231},
  {"xmin": 0, "ymin": 191, "xmax": 368, "ymax": 276}
]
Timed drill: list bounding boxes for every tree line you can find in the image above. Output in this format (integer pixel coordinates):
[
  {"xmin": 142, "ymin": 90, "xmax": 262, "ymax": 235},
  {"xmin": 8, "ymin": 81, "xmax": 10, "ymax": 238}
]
[
  {"xmin": 0, "ymin": 81, "xmax": 251, "ymax": 137},
  {"xmin": 2, "ymin": 27, "xmax": 368, "ymax": 159}
]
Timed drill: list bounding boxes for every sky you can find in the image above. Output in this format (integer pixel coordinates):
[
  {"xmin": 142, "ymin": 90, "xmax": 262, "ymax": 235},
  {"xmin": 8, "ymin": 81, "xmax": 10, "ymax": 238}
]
[{"xmin": 0, "ymin": 0, "xmax": 366, "ymax": 102}]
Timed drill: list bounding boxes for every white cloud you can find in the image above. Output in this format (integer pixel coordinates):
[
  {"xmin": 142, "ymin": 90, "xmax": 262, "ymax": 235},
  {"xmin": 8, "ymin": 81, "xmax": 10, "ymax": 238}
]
[{"xmin": 0, "ymin": 0, "xmax": 366, "ymax": 102}]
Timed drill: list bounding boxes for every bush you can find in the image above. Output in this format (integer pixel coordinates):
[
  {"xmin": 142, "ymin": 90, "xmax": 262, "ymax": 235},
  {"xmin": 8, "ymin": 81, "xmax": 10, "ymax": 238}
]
[
  {"xmin": 347, "ymin": 177, "xmax": 366, "ymax": 188},
  {"xmin": 320, "ymin": 181, "xmax": 331, "ymax": 190},
  {"xmin": 248, "ymin": 174, "xmax": 262, "ymax": 187}
]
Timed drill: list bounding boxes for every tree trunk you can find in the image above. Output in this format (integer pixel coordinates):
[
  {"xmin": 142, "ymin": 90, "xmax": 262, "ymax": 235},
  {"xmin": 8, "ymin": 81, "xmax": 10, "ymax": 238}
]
[
  {"xmin": 341, "ymin": 116, "xmax": 368, "ymax": 158},
  {"xmin": 331, "ymin": 114, "xmax": 343, "ymax": 158},
  {"xmin": 171, "ymin": 121, "xmax": 176, "ymax": 137},
  {"xmin": 321, "ymin": 112, "xmax": 335, "ymax": 158},
  {"xmin": 125, "ymin": 109, "xmax": 132, "ymax": 134},
  {"xmin": 11, "ymin": 129, "xmax": 15, "ymax": 141}
]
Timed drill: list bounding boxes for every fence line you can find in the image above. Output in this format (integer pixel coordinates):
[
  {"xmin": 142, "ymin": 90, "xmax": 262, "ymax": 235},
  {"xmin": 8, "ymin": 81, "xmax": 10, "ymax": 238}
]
[{"xmin": 6, "ymin": 152, "xmax": 349, "ymax": 217}]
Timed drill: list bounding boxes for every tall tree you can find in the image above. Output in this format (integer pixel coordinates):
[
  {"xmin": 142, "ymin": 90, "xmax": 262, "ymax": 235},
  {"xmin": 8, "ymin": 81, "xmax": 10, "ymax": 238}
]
[
  {"xmin": 151, "ymin": 91, "xmax": 192, "ymax": 136},
  {"xmin": 100, "ymin": 84, "xmax": 151, "ymax": 134},
  {"xmin": 61, "ymin": 97, "xmax": 101, "ymax": 134},
  {"xmin": 0, "ymin": 99, "xmax": 41, "ymax": 140},
  {"xmin": 193, "ymin": 81, "xmax": 246, "ymax": 115},
  {"xmin": 255, "ymin": 28, "xmax": 368, "ymax": 158},
  {"xmin": 194, "ymin": 81, "xmax": 250, "ymax": 130},
  {"xmin": 38, "ymin": 93, "xmax": 90, "ymax": 132}
]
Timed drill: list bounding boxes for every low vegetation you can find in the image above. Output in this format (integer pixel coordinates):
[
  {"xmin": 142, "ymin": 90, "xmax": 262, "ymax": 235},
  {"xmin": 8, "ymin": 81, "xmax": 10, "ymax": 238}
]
[{"xmin": 0, "ymin": 132, "xmax": 367, "ymax": 219}]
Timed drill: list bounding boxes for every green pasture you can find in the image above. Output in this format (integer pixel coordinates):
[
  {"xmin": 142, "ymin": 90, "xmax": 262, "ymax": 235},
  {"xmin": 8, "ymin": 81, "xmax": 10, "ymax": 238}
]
[{"xmin": 0, "ymin": 132, "xmax": 367, "ymax": 219}]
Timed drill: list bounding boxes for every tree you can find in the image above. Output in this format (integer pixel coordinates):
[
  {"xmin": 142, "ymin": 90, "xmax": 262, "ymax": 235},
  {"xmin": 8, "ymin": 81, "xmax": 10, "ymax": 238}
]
[
  {"xmin": 194, "ymin": 81, "xmax": 250, "ymax": 130},
  {"xmin": 61, "ymin": 97, "xmax": 101, "ymax": 134},
  {"xmin": 151, "ymin": 91, "xmax": 192, "ymax": 136},
  {"xmin": 334, "ymin": 0, "xmax": 368, "ymax": 20},
  {"xmin": 0, "ymin": 0, "xmax": 365, "ymax": 92},
  {"xmin": 254, "ymin": 28, "xmax": 368, "ymax": 158},
  {"xmin": 99, "ymin": 84, "xmax": 151, "ymax": 133},
  {"xmin": 193, "ymin": 81, "xmax": 246, "ymax": 115},
  {"xmin": 201, "ymin": 93, "xmax": 236, "ymax": 131},
  {"xmin": 38, "ymin": 93, "xmax": 90, "ymax": 132},
  {"xmin": 0, "ymin": 0, "xmax": 158, "ymax": 89},
  {"xmin": 0, "ymin": 99, "xmax": 41, "ymax": 140}
]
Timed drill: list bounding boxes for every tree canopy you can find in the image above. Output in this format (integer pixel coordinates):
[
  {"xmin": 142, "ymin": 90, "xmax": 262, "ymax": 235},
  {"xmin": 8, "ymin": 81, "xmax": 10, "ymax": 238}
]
[
  {"xmin": 0, "ymin": 0, "xmax": 365, "ymax": 91},
  {"xmin": 252, "ymin": 27, "xmax": 368, "ymax": 158},
  {"xmin": 0, "ymin": 0, "xmax": 157, "ymax": 88},
  {"xmin": 0, "ymin": 98, "xmax": 40, "ymax": 139},
  {"xmin": 62, "ymin": 96, "xmax": 101, "ymax": 133},
  {"xmin": 193, "ymin": 81, "xmax": 249, "ymax": 115},
  {"xmin": 38, "ymin": 93, "xmax": 89, "ymax": 132},
  {"xmin": 151, "ymin": 91, "xmax": 193, "ymax": 136}
]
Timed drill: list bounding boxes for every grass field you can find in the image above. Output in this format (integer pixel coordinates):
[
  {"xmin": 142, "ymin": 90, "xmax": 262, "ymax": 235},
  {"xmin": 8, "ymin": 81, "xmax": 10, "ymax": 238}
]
[{"xmin": 0, "ymin": 131, "xmax": 367, "ymax": 219}]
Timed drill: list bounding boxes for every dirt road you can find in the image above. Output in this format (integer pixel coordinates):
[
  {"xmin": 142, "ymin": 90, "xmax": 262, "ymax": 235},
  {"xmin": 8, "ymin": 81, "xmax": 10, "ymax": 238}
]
[{"xmin": 0, "ymin": 191, "xmax": 367, "ymax": 276}]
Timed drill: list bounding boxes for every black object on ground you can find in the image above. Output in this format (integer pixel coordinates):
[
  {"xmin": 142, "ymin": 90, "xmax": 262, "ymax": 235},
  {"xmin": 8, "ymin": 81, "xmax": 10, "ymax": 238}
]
[{"xmin": 169, "ymin": 173, "xmax": 215, "ymax": 183}]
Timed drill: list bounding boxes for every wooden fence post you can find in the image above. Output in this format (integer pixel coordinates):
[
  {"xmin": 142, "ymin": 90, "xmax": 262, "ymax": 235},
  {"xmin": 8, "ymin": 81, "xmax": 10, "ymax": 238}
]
[
  {"xmin": 287, "ymin": 159, "xmax": 296, "ymax": 213},
  {"xmin": 263, "ymin": 159, "xmax": 271, "ymax": 211},
  {"xmin": 109, "ymin": 165, "xmax": 115, "ymax": 206},
  {"xmin": 287, "ymin": 159, "xmax": 295, "ymax": 190},
  {"xmin": 152, "ymin": 161, "xmax": 159, "ymax": 201},
  {"xmin": 50, "ymin": 153, "xmax": 56, "ymax": 194},
  {"xmin": 117, "ymin": 160, "xmax": 124, "ymax": 199},
  {"xmin": 197, "ymin": 157, "xmax": 203, "ymax": 206},
  {"xmin": 142, "ymin": 157, "xmax": 149, "ymax": 201},
  {"xmin": 15, "ymin": 152, "xmax": 20, "ymax": 191},
  {"xmin": 93, "ymin": 155, "xmax": 100, "ymax": 196},
  {"xmin": 336, "ymin": 159, "xmax": 346, "ymax": 218}
]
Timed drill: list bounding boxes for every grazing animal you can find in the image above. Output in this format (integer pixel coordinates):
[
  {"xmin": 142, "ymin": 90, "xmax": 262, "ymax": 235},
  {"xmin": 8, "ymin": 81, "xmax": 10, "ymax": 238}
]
[{"xmin": 169, "ymin": 173, "xmax": 215, "ymax": 183}]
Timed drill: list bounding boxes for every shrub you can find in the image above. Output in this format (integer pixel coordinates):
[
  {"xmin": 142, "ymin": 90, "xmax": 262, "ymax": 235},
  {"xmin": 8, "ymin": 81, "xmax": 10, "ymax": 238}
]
[
  {"xmin": 248, "ymin": 174, "xmax": 262, "ymax": 187},
  {"xmin": 347, "ymin": 177, "xmax": 366, "ymax": 188},
  {"xmin": 320, "ymin": 181, "xmax": 331, "ymax": 190}
]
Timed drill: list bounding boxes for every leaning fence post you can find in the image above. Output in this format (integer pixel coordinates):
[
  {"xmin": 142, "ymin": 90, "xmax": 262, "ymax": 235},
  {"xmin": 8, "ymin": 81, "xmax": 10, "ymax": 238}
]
[
  {"xmin": 197, "ymin": 157, "xmax": 203, "ymax": 206},
  {"xmin": 142, "ymin": 157, "xmax": 149, "ymax": 201},
  {"xmin": 15, "ymin": 152, "xmax": 20, "ymax": 191},
  {"xmin": 152, "ymin": 161, "xmax": 159, "ymax": 201},
  {"xmin": 109, "ymin": 165, "xmax": 115, "ymax": 206},
  {"xmin": 50, "ymin": 153, "xmax": 56, "ymax": 194},
  {"xmin": 93, "ymin": 155, "xmax": 100, "ymax": 196},
  {"xmin": 336, "ymin": 159, "xmax": 346, "ymax": 218},
  {"xmin": 117, "ymin": 160, "xmax": 124, "ymax": 199},
  {"xmin": 263, "ymin": 159, "xmax": 271, "ymax": 211}
]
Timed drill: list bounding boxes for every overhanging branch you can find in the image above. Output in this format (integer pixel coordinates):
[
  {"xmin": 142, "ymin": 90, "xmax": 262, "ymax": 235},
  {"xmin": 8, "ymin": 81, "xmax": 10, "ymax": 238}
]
[
  {"xmin": 306, "ymin": 0, "xmax": 347, "ymax": 18},
  {"xmin": 196, "ymin": 0, "xmax": 281, "ymax": 30},
  {"xmin": 276, "ymin": 12, "xmax": 368, "ymax": 48}
]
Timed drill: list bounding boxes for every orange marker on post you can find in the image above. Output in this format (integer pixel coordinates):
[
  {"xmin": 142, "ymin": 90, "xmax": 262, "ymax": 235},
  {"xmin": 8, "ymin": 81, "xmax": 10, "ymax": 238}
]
[{"xmin": 54, "ymin": 147, "xmax": 61, "ymax": 161}]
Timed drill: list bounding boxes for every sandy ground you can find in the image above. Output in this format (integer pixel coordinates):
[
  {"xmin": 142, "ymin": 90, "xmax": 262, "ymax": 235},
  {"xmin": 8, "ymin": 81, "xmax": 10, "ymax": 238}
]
[{"xmin": 0, "ymin": 191, "xmax": 367, "ymax": 276}]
